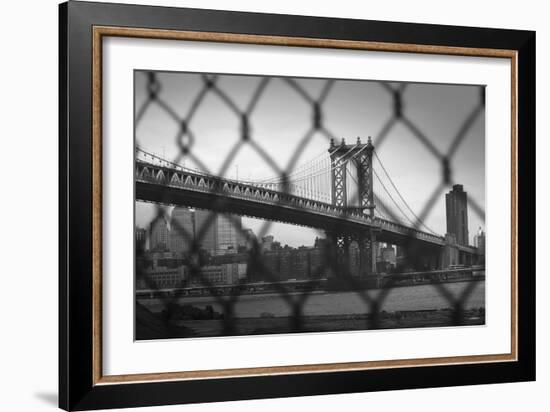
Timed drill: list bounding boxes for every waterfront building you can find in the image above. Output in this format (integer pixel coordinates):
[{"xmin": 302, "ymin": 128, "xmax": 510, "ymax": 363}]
[
  {"xmin": 221, "ymin": 263, "xmax": 248, "ymax": 284},
  {"xmin": 295, "ymin": 248, "xmax": 310, "ymax": 279},
  {"xmin": 474, "ymin": 227, "xmax": 486, "ymax": 255},
  {"xmin": 278, "ymin": 249, "xmax": 293, "ymax": 281},
  {"xmin": 309, "ymin": 247, "xmax": 324, "ymax": 278},
  {"xmin": 147, "ymin": 250, "xmax": 183, "ymax": 270},
  {"xmin": 193, "ymin": 264, "xmax": 247, "ymax": 285},
  {"xmin": 258, "ymin": 245, "xmax": 328, "ymax": 281},
  {"xmin": 210, "ymin": 252, "xmax": 249, "ymax": 266},
  {"xmin": 192, "ymin": 265, "xmax": 223, "ymax": 285},
  {"xmin": 186, "ymin": 263, "xmax": 246, "ymax": 285},
  {"xmin": 137, "ymin": 265, "xmax": 188, "ymax": 290},
  {"xmin": 262, "ymin": 251, "xmax": 280, "ymax": 282},
  {"xmin": 445, "ymin": 184, "xmax": 469, "ymax": 246}
]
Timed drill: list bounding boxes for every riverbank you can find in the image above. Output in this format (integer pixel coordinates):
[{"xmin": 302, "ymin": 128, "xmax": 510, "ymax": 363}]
[
  {"xmin": 139, "ymin": 280, "xmax": 485, "ymax": 320},
  {"xmin": 136, "ymin": 273, "xmax": 485, "ymax": 300},
  {"xmin": 178, "ymin": 309, "xmax": 485, "ymax": 337},
  {"xmin": 136, "ymin": 304, "xmax": 485, "ymax": 340}
]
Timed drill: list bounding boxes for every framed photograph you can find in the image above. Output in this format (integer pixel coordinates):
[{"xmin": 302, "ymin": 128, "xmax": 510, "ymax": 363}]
[{"xmin": 59, "ymin": 1, "xmax": 535, "ymax": 410}]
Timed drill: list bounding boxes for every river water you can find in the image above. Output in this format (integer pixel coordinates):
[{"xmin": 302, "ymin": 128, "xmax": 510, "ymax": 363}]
[{"xmin": 139, "ymin": 280, "xmax": 485, "ymax": 319}]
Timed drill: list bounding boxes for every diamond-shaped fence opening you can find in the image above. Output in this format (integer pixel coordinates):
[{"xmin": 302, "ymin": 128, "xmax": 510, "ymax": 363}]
[{"xmin": 134, "ymin": 71, "xmax": 486, "ymax": 339}]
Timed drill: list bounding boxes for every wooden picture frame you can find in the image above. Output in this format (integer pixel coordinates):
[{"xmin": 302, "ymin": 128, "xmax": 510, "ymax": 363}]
[{"xmin": 59, "ymin": 1, "xmax": 535, "ymax": 410}]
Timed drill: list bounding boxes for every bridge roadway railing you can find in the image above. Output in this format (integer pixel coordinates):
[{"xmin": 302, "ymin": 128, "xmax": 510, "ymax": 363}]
[
  {"xmin": 136, "ymin": 160, "xmax": 375, "ymax": 225},
  {"xmin": 375, "ymin": 218, "xmax": 478, "ymax": 253},
  {"xmin": 375, "ymin": 218, "xmax": 445, "ymax": 246}
]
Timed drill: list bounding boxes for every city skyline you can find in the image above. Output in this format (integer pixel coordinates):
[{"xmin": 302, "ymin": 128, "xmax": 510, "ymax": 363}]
[
  {"xmin": 137, "ymin": 204, "xmax": 485, "ymax": 254},
  {"xmin": 136, "ymin": 208, "xmax": 405, "ymax": 286},
  {"xmin": 140, "ymin": 207, "xmax": 321, "ymax": 253}
]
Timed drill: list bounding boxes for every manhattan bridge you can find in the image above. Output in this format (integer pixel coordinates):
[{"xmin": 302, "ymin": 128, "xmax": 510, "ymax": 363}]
[{"xmin": 135, "ymin": 136, "xmax": 481, "ymax": 279}]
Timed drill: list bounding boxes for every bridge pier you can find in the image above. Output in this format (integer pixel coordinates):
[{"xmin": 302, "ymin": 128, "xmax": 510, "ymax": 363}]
[
  {"xmin": 325, "ymin": 231, "xmax": 342, "ymax": 278},
  {"xmin": 425, "ymin": 248, "xmax": 440, "ymax": 270},
  {"xmin": 326, "ymin": 231, "xmax": 363, "ymax": 278},
  {"xmin": 328, "ymin": 137, "xmax": 378, "ymax": 279},
  {"xmin": 339, "ymin": 235, "xmax": 352, "ymax": 277},
  {"xmin": 326, "ymin": 229, "xmax": 377, "ymax": 279},
  {"xmin": 358, "ymin": 230, "xmax": 377, "ymax": 277},
  {"xmin": 440, "ymin": 234, "xmax": 459, "ymax": 269}
]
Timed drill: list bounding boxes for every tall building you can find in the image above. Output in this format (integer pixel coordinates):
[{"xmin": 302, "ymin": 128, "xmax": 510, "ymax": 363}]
[
  {"xmin": 194, "ymin": 210, "xmax": 217, "ymax": 252},
  {"xmin": 135, "ymin": 227, "xmax": 147, "ymax": 252},
  {"xmin": 217, "ymin": 214, "xmax": 243, "ymax": 254},
  {"xmin": 169, "ymin": 207, "xmax": 194, "ymax": 254},
  {"xmin": 149, "ymin": 217, "xmax": 169, "ymax": 251},
  {"xmin": 474, "ymin": 227, "xmax": 486, "ymax": 255},
  {"xmin": 445, "ymin": 184, "xmax": 469, "ymax": 246},
  {"xmin": 194, "ymin": 210, "xmax": 244, "ymax": 255}
]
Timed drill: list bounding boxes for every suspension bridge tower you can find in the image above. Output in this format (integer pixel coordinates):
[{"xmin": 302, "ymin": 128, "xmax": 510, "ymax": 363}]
[{"xmin": 327, "ymin": 137, "xmax": 378, "ymax": 277}]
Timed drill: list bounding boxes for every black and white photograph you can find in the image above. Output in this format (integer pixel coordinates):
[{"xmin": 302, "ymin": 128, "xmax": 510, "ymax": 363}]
[
  {"xmin": 134, "ymin": 70, "xmax": 486, "ymax": 340},
  {"xmin": 0, "ymin": 0, "xmax": 541, "ymax": 410}
]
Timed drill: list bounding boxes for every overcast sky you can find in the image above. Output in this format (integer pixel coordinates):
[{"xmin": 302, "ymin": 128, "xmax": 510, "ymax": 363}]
[{"xmin": 135, "ymin": 70, "xmax": 485, "ymax": 247}]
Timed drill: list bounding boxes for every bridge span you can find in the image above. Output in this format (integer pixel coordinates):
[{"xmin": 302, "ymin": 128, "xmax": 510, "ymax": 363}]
[
  {"xmin": 136, "ymin": 160, "xmax": 475, "ymax": 253},
  {"xmin": 135, "ymin": 139, "xmax": 481, "ymax": 276}
]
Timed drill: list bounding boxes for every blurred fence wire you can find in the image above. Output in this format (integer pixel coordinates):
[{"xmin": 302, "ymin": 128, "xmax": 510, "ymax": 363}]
[{"xmin": 134, "ymin": 71, "xmax": 486, "ymax": 339}]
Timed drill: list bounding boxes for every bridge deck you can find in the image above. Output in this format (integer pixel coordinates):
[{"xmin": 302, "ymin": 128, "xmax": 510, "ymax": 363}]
[{"xmin": 135, "ymin": 160, "xmax": 477, "ymax": 252}]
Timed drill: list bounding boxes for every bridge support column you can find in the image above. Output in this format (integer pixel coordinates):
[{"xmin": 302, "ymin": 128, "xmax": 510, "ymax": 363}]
[
  {"xmin": 440, "ymin": 234, "xmax": 459, "ymax": 269},
  {"xmin": 341, "ymin": 236, "xmax": 351, "ymax": 277},
  {"xmin": 370, "ymin": 231, "xmax": 377, "ymax": 275},
  {"xmin": 326, "ymin": 231, "xmax": 347, "ymax": 278},
  {"xmin": 432, "ymin": 252, "xmax": 439, "ymax": 270},
  {"xmin": 330, "ymin": 145, "xmax": 348, "ymax": 209},
  {"xmin": 359, "ymin": 229, "xmax": 377, "ymax": 276},
  {"xmin": 326, "ymin": 231, "xmax": 363, "ymax": 278}
]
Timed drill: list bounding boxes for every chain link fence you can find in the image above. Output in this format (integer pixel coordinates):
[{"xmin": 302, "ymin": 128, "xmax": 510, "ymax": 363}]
[{"xmin": 134, "ymin": 70, "xmax": 486, "ymax": 339}]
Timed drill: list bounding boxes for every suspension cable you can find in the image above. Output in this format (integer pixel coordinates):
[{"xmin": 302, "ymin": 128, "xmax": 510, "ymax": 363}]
[
  {"xmin": 373, "ymin": 150, "xmax": 439, "ymax": 235},
  {"xmin": 372, "ymin": 169, "xmax": 415, "ymax": 226}
]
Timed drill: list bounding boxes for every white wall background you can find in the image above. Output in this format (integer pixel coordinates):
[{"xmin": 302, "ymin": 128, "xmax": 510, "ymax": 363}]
[{"xmin": 0, "ymin": 0, "xmax": 546, "ymax": 411}]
